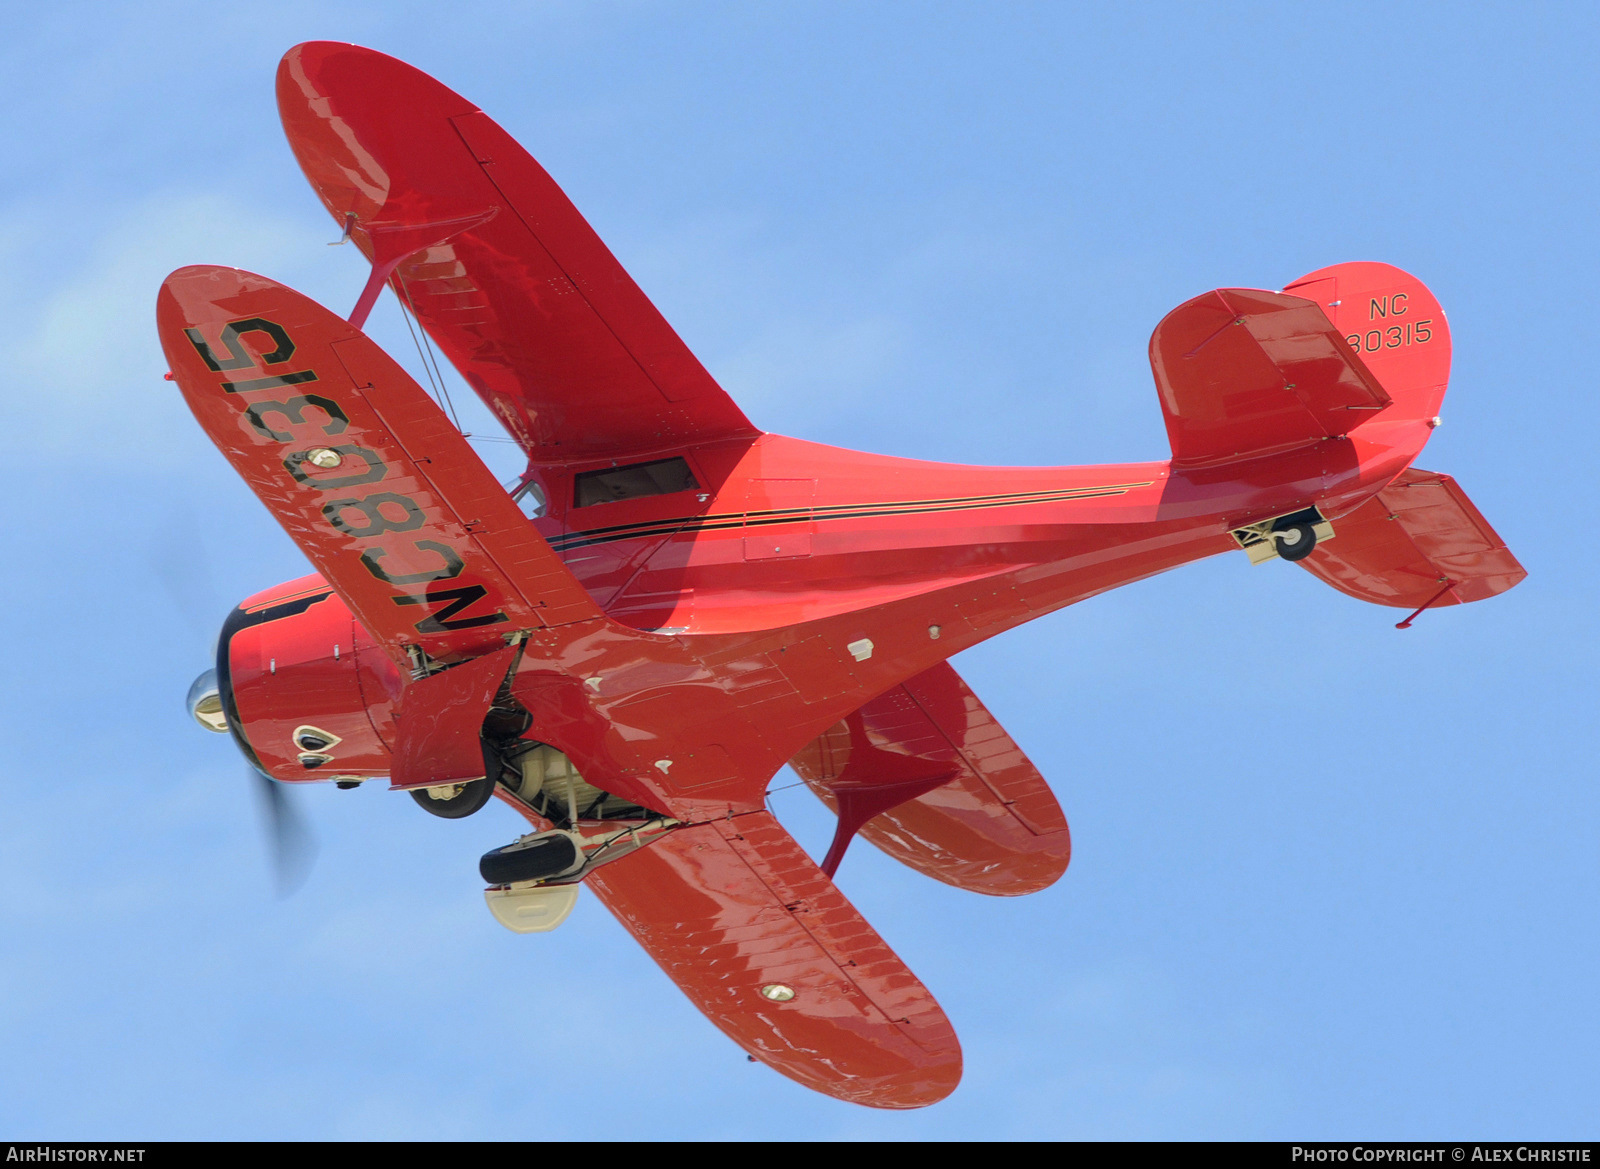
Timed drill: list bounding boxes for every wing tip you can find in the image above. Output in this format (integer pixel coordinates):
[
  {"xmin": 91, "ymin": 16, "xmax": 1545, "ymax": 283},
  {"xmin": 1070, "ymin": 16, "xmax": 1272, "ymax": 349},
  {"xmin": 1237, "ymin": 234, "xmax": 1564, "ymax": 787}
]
[{"xmin": 754, "ymin": 1040, "xmax": 963, "ymax": 1110}]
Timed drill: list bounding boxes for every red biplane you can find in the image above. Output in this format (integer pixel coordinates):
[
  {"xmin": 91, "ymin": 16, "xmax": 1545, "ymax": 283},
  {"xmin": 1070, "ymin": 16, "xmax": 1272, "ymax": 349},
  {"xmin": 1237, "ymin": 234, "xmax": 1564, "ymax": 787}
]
[{"xmin": 169, "ymin": 42, "xmax": 1525, "ymax": 1108}]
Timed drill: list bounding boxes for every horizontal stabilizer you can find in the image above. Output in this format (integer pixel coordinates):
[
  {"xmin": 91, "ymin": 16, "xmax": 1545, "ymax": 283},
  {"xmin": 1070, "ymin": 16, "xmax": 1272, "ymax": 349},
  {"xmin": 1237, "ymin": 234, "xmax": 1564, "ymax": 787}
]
[
  {"xmin": 791, "ymin": 662, "xmax": 1070, "ymax": 896},
  {"xmin": 585, "ymin": 811, "xmax": 961, "ymax": 1109},
  {"xmin": 1150, "ymin": 287, "xmax": 1391, "ymax": 468},
  {"xmin": 1300, "ymin": 468, "xmax": 1526, "ymax": 609},
  {"xmin": 158, "ymin": 265, "xmax": 603, "ymax": 669}
]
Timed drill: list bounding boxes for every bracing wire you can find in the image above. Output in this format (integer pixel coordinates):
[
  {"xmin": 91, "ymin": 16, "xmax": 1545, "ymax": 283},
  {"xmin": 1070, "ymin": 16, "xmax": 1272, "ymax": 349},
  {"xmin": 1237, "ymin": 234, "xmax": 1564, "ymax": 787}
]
[
  {"xmin": 761, "ymin": 778, "xmax": 808, "ymax": 814},
  {"xmin": 415, "ymin": 309, "xmax": 459, "ymax": 428},
  {"xmin": 393, "ymin": 269, "xmax": 464, "ymax": 433},
  {"xmin": 393, "ymin": 290, "xmax": 450, "ymax": 419},
  {"xmin": 388, "ymin": 271, "xmax": 527, "ymax": 457}
]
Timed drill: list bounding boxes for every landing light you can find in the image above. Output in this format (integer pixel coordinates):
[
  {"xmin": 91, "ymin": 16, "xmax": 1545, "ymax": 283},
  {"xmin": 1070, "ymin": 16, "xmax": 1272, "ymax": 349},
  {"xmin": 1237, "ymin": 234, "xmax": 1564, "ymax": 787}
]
[
  {"xmin": 306, "ymin": 447, "xmax": 344, "ymax": 468},
  {"xmin": 760, "ymin": 983, "xmax": 796, "ymax": 1003}
]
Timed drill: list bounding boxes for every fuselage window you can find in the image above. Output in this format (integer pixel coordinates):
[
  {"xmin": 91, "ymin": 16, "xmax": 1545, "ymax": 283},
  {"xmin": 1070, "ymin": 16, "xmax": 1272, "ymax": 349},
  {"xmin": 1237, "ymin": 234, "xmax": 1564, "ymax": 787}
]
[
  {"xmin": 509, "ymin": 476, "xmax": 548, "ymax": 519},
  {"xmin": 574, "ymin": 457, "xmax": 699, "ymax": 508},
  {"xmin": 508, "ymin": 473, "xmax": 553, "ymax": 518}
]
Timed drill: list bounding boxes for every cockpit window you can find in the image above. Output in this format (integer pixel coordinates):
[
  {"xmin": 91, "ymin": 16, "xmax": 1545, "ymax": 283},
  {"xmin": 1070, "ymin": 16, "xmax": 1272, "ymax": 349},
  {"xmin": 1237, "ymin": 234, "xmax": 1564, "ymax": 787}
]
[
  {"xmin": 574, "ymin": 457, "xmax": 699, "ymax": 508},
  {"xmin": 510, "ymin": 477, "xmax": 547, "ymax": 519}
]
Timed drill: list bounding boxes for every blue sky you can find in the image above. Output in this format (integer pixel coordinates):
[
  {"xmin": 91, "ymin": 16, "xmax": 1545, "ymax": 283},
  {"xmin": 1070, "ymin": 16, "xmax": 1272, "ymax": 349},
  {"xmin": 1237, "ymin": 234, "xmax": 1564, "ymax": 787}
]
[{"xmin": 1, "ymin": 0, "xmax": 1596, "ymax": 1139}]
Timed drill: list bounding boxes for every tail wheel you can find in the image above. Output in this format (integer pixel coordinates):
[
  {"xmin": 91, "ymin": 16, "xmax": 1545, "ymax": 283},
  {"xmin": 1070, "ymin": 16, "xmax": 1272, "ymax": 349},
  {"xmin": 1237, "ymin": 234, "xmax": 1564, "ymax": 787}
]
[
  {"xmin": 1273, "ymin": 522, "xmax": 1318, "ymax": 562},
  {"xmin": 410, "ymin": 776, "xmax": 496, "ymax": 819}
]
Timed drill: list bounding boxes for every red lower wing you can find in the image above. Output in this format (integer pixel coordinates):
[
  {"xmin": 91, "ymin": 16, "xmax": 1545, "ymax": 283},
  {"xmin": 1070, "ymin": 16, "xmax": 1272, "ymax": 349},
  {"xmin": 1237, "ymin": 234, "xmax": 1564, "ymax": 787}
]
[
  {"xmin": 791, "ymin": 662, "xmax": 1071, "ymax": 896},
  {"xmin": 585, "ymin": 812, "xmax": 961, "ymax": 1109},
  {"xmin": 157, "ymin": 264, "xmax": 602, "ymax": 671}
]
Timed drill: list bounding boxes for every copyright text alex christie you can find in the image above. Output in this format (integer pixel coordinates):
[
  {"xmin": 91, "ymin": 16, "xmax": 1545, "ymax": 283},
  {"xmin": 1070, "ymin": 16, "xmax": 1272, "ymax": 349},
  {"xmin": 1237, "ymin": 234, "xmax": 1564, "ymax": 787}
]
[{"xmin": 1293, "ymin": 1151, "xmax": 1591, "ymax": 1164}]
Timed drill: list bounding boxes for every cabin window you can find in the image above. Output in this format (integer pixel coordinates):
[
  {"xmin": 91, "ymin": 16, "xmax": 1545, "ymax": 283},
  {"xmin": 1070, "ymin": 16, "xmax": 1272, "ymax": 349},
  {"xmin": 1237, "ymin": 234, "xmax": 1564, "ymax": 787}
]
[
  {"xmin": 574, "ymin": 457, "xmax": 699, "ymax": 508},
  {"xmin": 514, "ymin": 480, "xmax": 547, "ymax": 519},
  {"xmin": 508, "ymin": 476, "xmax": 547, "ymax": 519}
]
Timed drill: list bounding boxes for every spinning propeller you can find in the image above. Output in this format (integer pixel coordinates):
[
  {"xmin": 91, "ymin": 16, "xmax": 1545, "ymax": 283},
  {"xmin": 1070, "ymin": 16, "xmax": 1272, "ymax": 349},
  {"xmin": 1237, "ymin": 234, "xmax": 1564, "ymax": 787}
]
[
  {"xmin": 188, "ymin": 668, "xmax": 317, "ymax": 895},
  {"xmin": 247, "ymin": 764, "xmax": 317, "ymax": 896}
]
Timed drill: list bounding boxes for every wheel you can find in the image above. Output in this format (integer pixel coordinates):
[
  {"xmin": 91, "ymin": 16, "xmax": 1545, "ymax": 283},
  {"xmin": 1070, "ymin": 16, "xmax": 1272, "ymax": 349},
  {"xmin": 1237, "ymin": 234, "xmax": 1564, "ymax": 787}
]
[
  {"xmin": 480, "ymin": 832, "xmax": 583, "ymax": 885},
  {"xmin": 1273, "ymin": 522, "xmax": 1318, "ymax": 562},
  {"xmin": 410, "ymin": 776, "xmax": 496, "ymax": 819}
]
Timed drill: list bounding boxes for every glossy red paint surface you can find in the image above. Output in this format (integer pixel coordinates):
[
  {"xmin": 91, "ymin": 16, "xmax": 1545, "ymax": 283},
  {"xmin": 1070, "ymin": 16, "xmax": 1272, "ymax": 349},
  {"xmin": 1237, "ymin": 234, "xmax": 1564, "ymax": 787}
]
[
  {"xmin": 222, "ymin": 577, "xmax": 393, "ymax": 778},
  {"xmin": 166, "ymin": 40, "xmax": 1528, "ymax": 1110},
  {"xmin": 391, "ymin": 645, "xmax": 517, "ymax": 789},
  {"xmin": 276, "ymin": 41, "xmax": 757, "ymax": 461},
  {"xmin": 791, "ymin": 662, "xmax": 1071, "ymax": 896},
  {"xmin": 1151, "ymin": 287, "xmax": 1391, "ymax": 468},
  {"xmin": 1285, "ymin": 261, "xmax": 1452, "ymax": 429},
  {"xmin": 1299, "ymin": 467, "xmax": 1527, "ymax": 608},
  {"xmin": 159, "ymin": 266, "xmax": 601, "ymax": 666},
  {"xmin": 585, "ymin": 810, "xmax": 962, "ymax": 1109}
]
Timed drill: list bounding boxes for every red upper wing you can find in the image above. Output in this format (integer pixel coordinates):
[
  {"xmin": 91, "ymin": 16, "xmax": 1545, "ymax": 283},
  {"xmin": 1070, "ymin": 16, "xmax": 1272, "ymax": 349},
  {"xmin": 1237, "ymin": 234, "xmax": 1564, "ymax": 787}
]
[{"xmin": 276, "ymin": 41, "xmax": 758, "ymax": 462}]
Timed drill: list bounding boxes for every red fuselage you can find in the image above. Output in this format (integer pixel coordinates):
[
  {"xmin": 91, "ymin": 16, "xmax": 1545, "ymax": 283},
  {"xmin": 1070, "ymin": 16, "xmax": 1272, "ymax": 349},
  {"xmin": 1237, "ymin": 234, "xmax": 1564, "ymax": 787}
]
[{"xmin": 222, "ymin": 418, "xmax": 1424, "ymax": 809}]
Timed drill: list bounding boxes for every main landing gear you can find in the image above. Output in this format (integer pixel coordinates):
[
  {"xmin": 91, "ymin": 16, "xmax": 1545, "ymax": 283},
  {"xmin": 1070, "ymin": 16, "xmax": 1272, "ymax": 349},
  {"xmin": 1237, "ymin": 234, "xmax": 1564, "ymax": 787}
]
[
  {"xmin": 408, "ymin": 694, "xmax": 530, "ymax": 820},
  {"xmin": 405, "ymin": 723, "xmax": 677, "ymax": 931},
  {"xmin": 480, "ymin": 831, "xmax": 584, "ymax": 884},
  {"xmin": 410, "ymin": 777, "xmax": 497, "ymax": 818},
  {"xmin": 478, "ymin": 743, "xmax": 673, "ymax": 887}
]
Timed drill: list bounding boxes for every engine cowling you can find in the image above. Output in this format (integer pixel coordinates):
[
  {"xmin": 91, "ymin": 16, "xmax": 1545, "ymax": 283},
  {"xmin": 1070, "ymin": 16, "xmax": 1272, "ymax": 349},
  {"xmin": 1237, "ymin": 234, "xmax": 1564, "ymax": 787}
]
[{"xmin": 213, "ymin": 573, "xmax": 401, "ymax": 782}]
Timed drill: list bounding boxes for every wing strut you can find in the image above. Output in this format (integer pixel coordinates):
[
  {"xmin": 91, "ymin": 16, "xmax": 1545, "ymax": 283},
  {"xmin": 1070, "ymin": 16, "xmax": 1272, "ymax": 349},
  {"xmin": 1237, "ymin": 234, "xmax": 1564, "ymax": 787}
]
[
  {"xmin": 814, "ymin": 710, "xmax": 957, "ymax": 879},
  {"xmin": 790, "ymin": 661, "xmax": 1072, "ymax": 896},
  {"xmin": 346, "ymin": 211, "xmax": 498, "ymax": 330}
]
